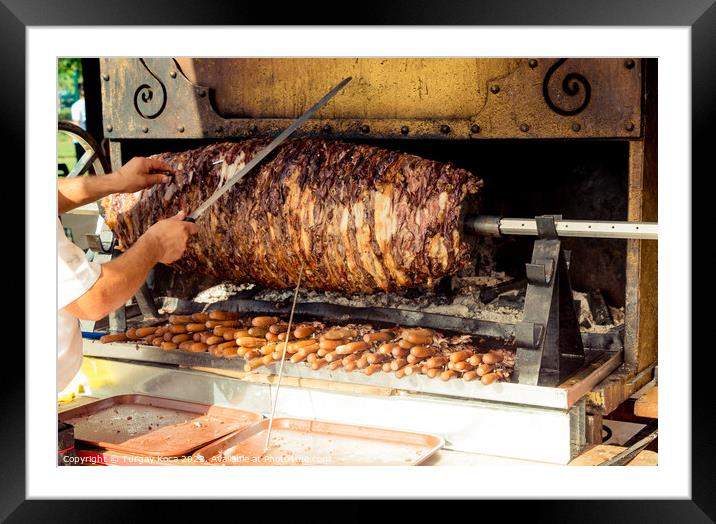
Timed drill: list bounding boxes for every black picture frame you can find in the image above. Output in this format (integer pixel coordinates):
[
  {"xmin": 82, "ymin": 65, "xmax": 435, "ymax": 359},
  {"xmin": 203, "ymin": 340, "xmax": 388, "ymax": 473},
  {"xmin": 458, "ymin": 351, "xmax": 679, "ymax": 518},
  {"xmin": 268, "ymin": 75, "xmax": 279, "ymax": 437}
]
[{"xmin": 7, "ymin": 0, "xmax": 711, "ymax": 520}]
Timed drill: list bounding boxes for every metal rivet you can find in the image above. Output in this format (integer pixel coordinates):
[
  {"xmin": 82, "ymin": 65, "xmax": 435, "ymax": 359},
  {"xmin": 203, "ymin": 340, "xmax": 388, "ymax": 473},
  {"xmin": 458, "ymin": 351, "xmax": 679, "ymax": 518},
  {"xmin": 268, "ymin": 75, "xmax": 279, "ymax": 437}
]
[
  {"xmin": 625, "ymin": 122, "xmax": 635, "ymax": 131},
  {"xmin": 440, "ymin": 124, "xmax": 451, "ymax": 134},
  {"xmin": 571, "ymin": 123, "xmax": 581, "ymax": 132},
  {"xmin": 249, "ymin": 124, "xmax": 258, "ymax": 133},
  {"xmin": 106, "ymin": 124, "xmax": 113, "ymax": 132},
  {"xmin": 400, "ymin": 126, "xmax": 409, "ymax": 135},
  {"xmin": 322, "ymin": 124, "xmax": 332, "ymax": 133},
  {"xmin": 360, "ymin": 124, "xmax": 370, "ymax": 134},
  {"xmin": 177, "ymin": 125, "xmax": 185, "ymax": 133},
  {"xmin": 624, "ymin": 59, "xmax": 635, "ymax": 69},
  {"xmin": 170, "ymin": 71, "xmax": 177, "ymax": 78},
  {"xmin": 142, "ymin": 126, "xmax": 149, "ymax": 134},
  {"xmin": 198, "ymin": 89, "xmax": 206, "ymax": 97},
  {"xmin": 490, "ymin": 85, "xmax": 500, "ymax": 94},
  {"xmin": 520, "ymin": 123, "xmax": 530, "ymax": 133},
  {"xmin": 102, "ymin": 74, "xmax": 110, "ymax": 81},
  {"xmin": 528, "ymin": 59, "xmax": 538, "ymax": 69},
  {"xmin": 471, "ymin": 124, "xmax": 481, "ymax": 134}
]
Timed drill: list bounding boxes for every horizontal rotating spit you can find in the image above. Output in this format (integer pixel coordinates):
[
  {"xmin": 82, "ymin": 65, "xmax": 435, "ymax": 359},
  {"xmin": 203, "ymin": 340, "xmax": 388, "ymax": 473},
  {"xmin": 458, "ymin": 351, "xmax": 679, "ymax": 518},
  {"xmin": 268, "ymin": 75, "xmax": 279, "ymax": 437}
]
[
  {"xmin": 465, "ymin": 213, "xmax": 656, "ymax": 385},
  {"xmin": 464, "ymin": 215, "xmax": 657, "ymax": 240}
]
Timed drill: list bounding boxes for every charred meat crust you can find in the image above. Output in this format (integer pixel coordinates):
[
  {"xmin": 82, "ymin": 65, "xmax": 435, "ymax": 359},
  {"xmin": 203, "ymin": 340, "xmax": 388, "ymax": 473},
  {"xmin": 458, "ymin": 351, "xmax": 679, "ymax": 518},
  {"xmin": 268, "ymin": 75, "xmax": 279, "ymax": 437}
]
[{"xmin": 102, "ymin": 138, "xmax": 483, "ymax": 293}]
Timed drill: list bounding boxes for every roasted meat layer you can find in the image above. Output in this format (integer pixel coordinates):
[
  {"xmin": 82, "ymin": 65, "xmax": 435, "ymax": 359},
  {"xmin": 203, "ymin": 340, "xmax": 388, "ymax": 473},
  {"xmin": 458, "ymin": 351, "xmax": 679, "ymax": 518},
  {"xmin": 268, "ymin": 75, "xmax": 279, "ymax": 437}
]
[{"xmin": 102, "ymin": 139, "xmax": 482, "ymax": 292}]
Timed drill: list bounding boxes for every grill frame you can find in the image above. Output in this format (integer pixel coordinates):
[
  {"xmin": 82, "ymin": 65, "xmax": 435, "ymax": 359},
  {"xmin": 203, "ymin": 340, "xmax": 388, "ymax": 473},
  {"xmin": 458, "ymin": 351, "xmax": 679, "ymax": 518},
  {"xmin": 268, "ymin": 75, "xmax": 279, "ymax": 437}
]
[{"xmin": 92, "ymin": 56, "xmax": 656, "ymax": 414}]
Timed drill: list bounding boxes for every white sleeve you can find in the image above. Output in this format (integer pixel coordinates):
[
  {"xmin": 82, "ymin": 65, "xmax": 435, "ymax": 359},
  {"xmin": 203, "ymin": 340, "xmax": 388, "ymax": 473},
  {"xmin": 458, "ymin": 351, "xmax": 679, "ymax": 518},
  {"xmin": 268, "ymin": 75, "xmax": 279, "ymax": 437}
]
[
  {"xmin": 70, "ymin": 100, "xmax": 81, "ymax": 122},
  {"xmin": 58, "ymin": 219, "xmax": 102, "ymax": 310}
]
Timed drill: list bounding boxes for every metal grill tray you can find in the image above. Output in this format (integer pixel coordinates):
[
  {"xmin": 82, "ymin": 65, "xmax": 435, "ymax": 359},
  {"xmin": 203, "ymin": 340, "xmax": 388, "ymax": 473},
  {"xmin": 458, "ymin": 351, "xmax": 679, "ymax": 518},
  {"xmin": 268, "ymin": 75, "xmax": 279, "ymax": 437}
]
[
  {"xmin": 59, "ymin": 394, "xmax": 262, "ymax": 457},
  {"xmin": 192, "ymin": 418, "xmax": 444, "ymax": 466},
  {"xmin": 84, "ymin": 339, "xmax": 622, "ymax": 410}
]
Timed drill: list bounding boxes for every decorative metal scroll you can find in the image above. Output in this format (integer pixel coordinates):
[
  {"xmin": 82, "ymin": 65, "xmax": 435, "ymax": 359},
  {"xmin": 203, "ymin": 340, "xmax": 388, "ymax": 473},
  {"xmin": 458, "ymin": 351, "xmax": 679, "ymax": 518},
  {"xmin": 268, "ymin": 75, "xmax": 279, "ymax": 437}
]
[
  {"xmin": 542, "ymin": 58, "xmax": 591, "ymax": 116},
  {"xmin": 133, "ymin": 58, "xmax": 167, "ymax": 119},
  {"xmin": 101, "ymin": 58, "xmax": 639, "ymax": 139}
]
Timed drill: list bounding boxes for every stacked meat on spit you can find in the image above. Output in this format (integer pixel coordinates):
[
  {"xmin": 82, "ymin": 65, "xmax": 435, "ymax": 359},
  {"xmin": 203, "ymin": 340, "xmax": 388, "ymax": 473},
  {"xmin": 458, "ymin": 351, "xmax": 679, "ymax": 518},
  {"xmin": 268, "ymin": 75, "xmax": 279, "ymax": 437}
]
[{"xmin": 101, "ymin": 138, "xmax": 482, "ymax": 293}]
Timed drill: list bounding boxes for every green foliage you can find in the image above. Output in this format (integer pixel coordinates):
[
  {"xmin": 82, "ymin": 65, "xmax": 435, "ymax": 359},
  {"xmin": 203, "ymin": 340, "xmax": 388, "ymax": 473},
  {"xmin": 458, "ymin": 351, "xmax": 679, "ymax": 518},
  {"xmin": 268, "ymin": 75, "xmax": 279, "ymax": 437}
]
[
  {"xmin": 58, "ymin": 58, "xmax": 82, "ymax": 90},
  {"xmin": 58, "ymin": 58, "xmax": 82, "ymax": 109}
]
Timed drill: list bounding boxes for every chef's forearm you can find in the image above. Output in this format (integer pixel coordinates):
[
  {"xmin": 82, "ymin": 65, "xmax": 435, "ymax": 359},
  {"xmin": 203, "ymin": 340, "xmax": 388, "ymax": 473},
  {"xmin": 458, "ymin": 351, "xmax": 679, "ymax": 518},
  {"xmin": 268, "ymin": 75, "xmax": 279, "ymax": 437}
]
[
  {"xmin": 63, "ymin": 235, "xmax": 161, "ymax": 321},
  {"xmin": 58, "ymin": 173, "xmax": 120, "ymax": 213}
]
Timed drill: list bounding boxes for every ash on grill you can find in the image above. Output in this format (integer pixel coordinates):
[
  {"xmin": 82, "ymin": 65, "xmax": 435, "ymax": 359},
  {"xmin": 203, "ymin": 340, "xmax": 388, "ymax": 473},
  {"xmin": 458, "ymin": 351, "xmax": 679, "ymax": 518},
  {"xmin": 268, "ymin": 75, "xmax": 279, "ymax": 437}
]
[{"xmin": 166, "ymin": 278, "xmax": 623, "ymax": 335}]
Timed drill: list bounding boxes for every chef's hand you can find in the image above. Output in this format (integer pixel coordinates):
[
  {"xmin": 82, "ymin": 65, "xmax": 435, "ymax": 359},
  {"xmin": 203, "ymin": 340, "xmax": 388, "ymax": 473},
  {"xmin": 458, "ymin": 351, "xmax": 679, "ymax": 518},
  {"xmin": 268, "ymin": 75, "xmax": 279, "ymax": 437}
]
[
  {"xmin": 142, "ymin": 210, "xmax": 199, "ymax": 264},
  {"xmin": 114, "ymin": 156, "xmax": 173, "ymax": 193}
]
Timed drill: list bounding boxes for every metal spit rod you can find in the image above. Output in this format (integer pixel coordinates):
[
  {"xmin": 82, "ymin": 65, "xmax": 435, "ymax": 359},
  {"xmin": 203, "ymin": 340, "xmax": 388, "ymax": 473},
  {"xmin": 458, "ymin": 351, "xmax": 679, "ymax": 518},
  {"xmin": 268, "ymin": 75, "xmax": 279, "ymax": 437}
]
[{"xmin": 465, "ymin": 215, "xmax": 658, "ymax": 240}]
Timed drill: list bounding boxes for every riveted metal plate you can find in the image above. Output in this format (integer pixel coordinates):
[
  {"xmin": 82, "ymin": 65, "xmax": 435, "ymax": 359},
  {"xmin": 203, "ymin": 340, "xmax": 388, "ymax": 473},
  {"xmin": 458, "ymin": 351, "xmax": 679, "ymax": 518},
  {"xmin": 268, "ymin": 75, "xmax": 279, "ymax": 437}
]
[{"xmin": 100, "ymin": 58, "xmax": 643, "ymax": 140}]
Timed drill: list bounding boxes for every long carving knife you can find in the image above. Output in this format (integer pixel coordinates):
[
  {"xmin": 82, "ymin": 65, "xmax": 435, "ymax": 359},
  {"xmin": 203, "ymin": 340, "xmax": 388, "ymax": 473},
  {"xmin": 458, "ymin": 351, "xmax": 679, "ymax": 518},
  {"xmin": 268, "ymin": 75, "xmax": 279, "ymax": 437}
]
[{"xmin": 186, "ymin": 77, "xmax": 352, "ymax": 222}]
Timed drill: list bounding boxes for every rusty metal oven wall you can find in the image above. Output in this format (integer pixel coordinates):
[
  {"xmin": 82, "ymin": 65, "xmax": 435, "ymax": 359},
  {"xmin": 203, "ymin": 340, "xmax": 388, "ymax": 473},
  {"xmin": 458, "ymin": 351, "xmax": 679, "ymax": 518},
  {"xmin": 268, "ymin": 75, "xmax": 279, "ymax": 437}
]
[{"xmin": 100, "ymin": 57, "xmax": 642, "ymax": 140}]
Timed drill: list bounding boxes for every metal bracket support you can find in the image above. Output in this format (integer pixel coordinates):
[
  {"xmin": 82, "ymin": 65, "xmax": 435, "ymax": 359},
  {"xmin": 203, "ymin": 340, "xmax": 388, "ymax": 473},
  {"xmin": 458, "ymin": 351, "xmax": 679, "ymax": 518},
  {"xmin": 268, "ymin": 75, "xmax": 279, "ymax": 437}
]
[
  {"xmin": 135, "ymin": 283, "xmax": 160, "ymax": 320},
  {"xmin": 515, "ymin": 321, "xmax": 544, "ymax": 349},
  {"xmin": 515, "ymin": 215, "xmax": 585, "ymax": 386}
]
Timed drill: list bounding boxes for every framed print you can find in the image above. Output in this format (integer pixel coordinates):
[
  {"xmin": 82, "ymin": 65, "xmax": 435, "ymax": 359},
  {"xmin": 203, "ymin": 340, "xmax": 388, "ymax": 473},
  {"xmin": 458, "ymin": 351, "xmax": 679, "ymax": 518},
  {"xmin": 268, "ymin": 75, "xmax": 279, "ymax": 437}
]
[{"xmin": 7, "ymin": 0, "xmax": 712, "ymax": 520}]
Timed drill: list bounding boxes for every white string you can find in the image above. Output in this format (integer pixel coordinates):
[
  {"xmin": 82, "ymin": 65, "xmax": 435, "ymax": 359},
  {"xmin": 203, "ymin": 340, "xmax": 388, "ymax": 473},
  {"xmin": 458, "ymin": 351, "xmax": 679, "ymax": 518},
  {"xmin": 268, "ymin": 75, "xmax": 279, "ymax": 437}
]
[{"xmin": 264, "ymin": 259, "xmax": 305, "ymax": 451}]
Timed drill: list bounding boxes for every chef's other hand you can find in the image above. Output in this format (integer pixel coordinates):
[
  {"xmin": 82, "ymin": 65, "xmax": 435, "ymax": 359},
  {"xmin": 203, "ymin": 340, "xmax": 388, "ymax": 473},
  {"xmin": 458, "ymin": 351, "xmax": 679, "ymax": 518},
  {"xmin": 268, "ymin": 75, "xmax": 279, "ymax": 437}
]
[
  {"xmin": 115, "ymin": 157, "xmax": 173, "ymax": 193},
  {"xmin": 143, "ymin": 210, "xmax": 199, "ymax": 264}
]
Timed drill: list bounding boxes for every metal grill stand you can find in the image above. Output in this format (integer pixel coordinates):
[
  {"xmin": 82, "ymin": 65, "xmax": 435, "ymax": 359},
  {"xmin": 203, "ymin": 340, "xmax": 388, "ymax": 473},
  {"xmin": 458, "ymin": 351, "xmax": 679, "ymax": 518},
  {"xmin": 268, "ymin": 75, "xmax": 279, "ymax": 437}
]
[{"xmin": 514, "ymin": 215, "xmax": 585, "ymax": 386}]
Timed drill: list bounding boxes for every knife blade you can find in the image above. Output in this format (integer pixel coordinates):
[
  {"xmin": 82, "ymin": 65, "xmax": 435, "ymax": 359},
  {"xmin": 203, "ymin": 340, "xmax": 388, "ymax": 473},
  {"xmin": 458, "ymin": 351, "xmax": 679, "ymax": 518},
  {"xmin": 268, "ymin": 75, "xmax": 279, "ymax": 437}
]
[{"xmin": 186, "ymin": 76, "xmax": 352, "ymax": 222}]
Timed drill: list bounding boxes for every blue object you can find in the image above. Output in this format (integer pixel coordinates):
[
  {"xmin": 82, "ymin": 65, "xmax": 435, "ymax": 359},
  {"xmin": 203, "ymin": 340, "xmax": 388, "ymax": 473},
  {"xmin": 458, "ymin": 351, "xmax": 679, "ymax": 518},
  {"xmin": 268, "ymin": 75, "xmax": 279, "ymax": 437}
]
[{"xmin": 82, "ymin": 331, "xmax": 105, "ymax": 340}]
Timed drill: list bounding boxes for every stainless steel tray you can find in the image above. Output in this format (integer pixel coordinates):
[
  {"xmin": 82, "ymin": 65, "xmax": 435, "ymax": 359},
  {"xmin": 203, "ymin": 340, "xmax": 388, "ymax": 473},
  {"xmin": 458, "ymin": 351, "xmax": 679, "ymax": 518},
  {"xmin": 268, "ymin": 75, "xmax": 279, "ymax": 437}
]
[
  {"xmin": 59, "ymin": 394, "xmax": 261, "ymax": 457},
  {"xmin": 192, "ymin": 417, "xmax": 444, "ymax": 466},
  {"xmin": 84, "ymin": 339, "xmax": 621, "ymax": 409}
]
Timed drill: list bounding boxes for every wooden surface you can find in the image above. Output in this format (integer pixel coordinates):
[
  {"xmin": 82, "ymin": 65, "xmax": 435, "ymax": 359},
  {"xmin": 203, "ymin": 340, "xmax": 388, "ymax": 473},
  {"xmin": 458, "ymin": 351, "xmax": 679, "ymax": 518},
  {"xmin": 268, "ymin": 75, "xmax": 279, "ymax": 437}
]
[
  {"xmin": 586, "ymin": 362, "xmax": 655, "ymax": 415},
  {"xmin": 624, "ymin": 58, "xmax": 658, "ymax": 374},
  {"xmin": 634, "ymin": 386, "xmax": 658, "ymax": 418},
  {"xmin": 568, "ymin": 444, "xmax": 657, "ymax": 466},
  {"xmin": 560, "ymin": 351, "xmax": 623, "ymax": 408}
]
